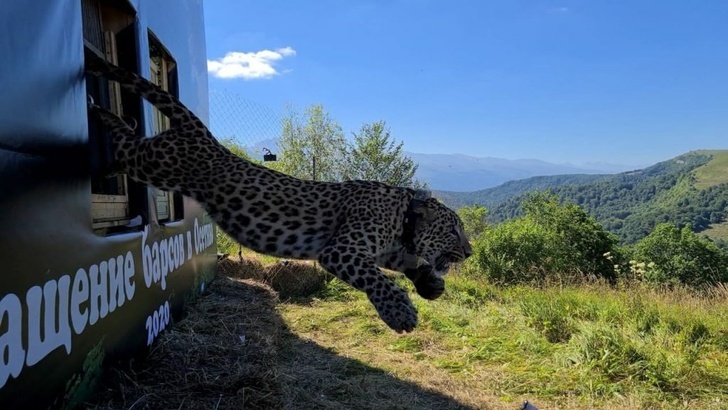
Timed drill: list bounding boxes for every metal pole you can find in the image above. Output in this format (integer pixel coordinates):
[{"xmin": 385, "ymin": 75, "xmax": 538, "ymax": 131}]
[{"xmin": 312, "ymin": 155, "xmax": 316, "ymax": 181}]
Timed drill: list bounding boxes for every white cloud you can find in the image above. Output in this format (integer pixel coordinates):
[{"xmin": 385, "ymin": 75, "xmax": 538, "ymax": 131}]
[{"xmin": 207, "ymin": 47, "xmax": 296, "ymax": 80}]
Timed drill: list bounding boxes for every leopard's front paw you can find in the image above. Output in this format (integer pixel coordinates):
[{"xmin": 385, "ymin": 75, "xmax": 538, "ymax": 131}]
[
  {"xmin": 414, "ymin": 271, "xmax": 445, "ymax": 300},
  {"xmin": 369, "ymin": 286, "xmax": 418, "ymax": 333},
  {"xmin": 406, "ymin": 264, "xmax": 445, "ymax": 300}
]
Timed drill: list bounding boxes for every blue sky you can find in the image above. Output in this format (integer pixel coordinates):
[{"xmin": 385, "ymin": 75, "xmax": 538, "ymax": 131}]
[{"xmin": 203, "ymin": 0, "xmax": 728, "ymax": 167}]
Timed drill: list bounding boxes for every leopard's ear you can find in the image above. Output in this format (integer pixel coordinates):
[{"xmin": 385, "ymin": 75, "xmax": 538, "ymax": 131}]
[{"xmin": 411, "ymin": 190, "xmax": 437, "ymax": 226}]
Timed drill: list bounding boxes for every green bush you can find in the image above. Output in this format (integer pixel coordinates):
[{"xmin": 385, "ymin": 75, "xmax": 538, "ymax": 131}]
[
  {"xmin": 466, "ymin": 217, "xmax": 555, "ymax": 284},
  {"xmin": 632, "ymin": 223, "xmax": 728, "ymax": 286},
  {"xmin": 456, "ymin": 204, "xmax": 489, "ymax": 240},
  {"xmin": 465, "ymin": 192, "xmax": 620, "ymax": 284}
]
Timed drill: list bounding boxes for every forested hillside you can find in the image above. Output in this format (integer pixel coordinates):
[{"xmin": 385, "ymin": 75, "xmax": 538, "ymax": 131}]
[{"xmin": 435, "ymin": 150, "xmax": 728, "ymax": 245}]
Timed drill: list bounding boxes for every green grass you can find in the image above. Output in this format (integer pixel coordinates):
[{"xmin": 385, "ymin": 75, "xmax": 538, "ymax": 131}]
[
  {"xmin": 693, "ymin": 150, "xmax": 728, "ymax": 190},
  {"xmin": 278, "ymin": 271, "xmax": 728, "ymax": 409},
  {"xmin": 702, "ymin": 220, "xmax": 728, "ymax": 242}
]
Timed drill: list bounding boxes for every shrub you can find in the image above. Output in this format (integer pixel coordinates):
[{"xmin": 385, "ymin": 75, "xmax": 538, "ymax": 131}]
[
  {"xmin": 465, "ymin": 192, "xmax": 620, "ymax": 284},
  {"xmin": 632, "ymin": 223, "xmax": 728, "ymax": 286},
  {"xmin": 456, "ymin": 204, "xmax": 489, "ymax": 240},
  {"xmin": 466, "ymin": 218, "xmax": 557, "ymax": 284}
]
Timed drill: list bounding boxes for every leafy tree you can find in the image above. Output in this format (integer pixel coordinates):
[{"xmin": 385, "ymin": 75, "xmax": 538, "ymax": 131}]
[
  {"xmin": 466, "ymin": 192, "xmax": 620, "ymax": 284},
  {"xmin": 220, "ymin": 137, "xmax": 257, "ymax": 163},
  {"xmin": 633, "ymin": 223, "xmax": 728, "ymax": 286},
  {"xmin": 341, "ymin": 121, "xmax": 425, "ymax": 188},
  {"xmin": 457, "ymin": 204, "xmax": 489, "ymax": 240},
  {"xmin": 521, "ymin": 192, "xmax": 620, "ymax": 280},
  {"xmin": 466, "ymin": 217, "xmax": 558, "ymax": 284},
  {"xmin": 275, "ymin": 104, "xmax": 347, "ymax": 182}
]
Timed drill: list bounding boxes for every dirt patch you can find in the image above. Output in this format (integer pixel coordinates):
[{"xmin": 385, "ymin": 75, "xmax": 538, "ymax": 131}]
[{"xmin": 86, "ymin": 276, "xmax": 283, "ymax": 409}]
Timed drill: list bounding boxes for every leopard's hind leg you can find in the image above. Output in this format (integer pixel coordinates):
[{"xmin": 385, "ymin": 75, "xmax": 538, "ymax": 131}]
[
  {"xmin": 84, "ymin": 48, "xmax": 209, "ymax": 136},
  {"xmin": 88, "ymin": 103, "xmax": 198, "ymax": 198},
  {"xmin": 87, "ymin": 103, "xmax": 136, "ymax": 178}
]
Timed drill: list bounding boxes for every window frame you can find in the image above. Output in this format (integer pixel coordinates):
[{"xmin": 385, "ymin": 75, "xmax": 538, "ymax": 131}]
[
  {"xmin": 83, "ymin": 0, "xmax": 144, "ymax": 233},
  {"xmin": 148, "ymin": 33, "xmax": 184, "ymax": 223}
]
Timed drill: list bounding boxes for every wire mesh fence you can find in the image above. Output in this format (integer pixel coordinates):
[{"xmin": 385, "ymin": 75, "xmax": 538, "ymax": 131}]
[
  {"xmin": 208, "ymin": 89, "xmax": 285, "ymax": 256},
  {"xmin": 208, "ymin": 89, "xmax": 282, "ymax": 157}
]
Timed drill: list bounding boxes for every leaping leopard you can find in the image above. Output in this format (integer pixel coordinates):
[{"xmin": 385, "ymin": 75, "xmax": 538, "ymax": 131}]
[{"xmin": 83, "ymin": 49, "xmax": 472, "ymax": 333}]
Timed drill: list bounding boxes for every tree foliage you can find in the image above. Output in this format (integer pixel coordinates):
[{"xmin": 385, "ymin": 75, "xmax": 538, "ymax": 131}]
[
  {"xmin": 275, "ymin": 104, "xmax": 347, "ymax": 182},
  {"xmin": 220, "ymin": 137, "xmax": 256, "ymax": 163},
  {"xmin": 341, "ymin": 121, "xmax": 424, "ymax": 188},
  {"xmin": 466, "ymin": 193, "xmax": 620, "ymax": 284},
  {"xmin": 632, "ymin": 223, "xmax": 728, "ymax": 286},
  {"xmin": 457, "ymin": 204, "xmax": 488, "ymax": 240},
  {"xmin": 274, "ymin": 105, "xmax": 424, "ymax": 189}
]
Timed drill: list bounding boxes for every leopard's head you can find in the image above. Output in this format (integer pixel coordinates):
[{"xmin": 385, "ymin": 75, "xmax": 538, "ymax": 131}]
[{"xmin": 411, "ymin": 197, "xmax": 473, "ymax": 277}]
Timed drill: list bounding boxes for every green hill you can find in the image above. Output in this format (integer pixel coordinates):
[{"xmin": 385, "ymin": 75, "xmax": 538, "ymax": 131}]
[{"xmin": 435, "ymin": 150, "xmax": 728, "ymax": 245}]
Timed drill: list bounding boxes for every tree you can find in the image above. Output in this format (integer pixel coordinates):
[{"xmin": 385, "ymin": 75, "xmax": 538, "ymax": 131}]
[
  {"xmin": 466, "ymin": 192, "xmax": 620, "ymax": 284},
  {"xmin": 275, "ymin": 104, "xmax": 347, "ymax": 182},
  {"xmin": 341, "ymin": 121, "xmax": 425, "ymax": 188},
  {"xmin": 633, "ymin": 223, "xmax": 728, "ymax": 286},
  {"xmin": 219, "ymin": 137, "xmax": 257, "ymax": 163},
  {"xmin": 521, "ymin": 192, "xmax": 619, "ymax": 280},
  {"xmin": 457, "ymin": 204, "xmax": 488, "ymax": 240}
]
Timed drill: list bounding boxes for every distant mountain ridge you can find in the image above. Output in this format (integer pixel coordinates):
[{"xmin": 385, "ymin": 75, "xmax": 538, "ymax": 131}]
[
  {"xmin": 244, "ymin": 138, "xmax": 638, "ymax": 191},
  {"xmin": 434, "ymin": 150, "xmax": 728, "ymax": 245},
  {"xmin": 405, "ymin": 152, "xmax": 638, "ymax": 191}
]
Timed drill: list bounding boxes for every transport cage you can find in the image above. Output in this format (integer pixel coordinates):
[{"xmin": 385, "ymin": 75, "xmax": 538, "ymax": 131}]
[{"xmin": 0, "ymin": 0, "xmax": 216, "ymax": 408}]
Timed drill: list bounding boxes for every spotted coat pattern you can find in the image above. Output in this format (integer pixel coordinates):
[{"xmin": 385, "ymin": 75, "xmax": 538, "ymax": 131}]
[{"xmin": 84, "ymin": 50, "xmax": 472, "ymax": 332}]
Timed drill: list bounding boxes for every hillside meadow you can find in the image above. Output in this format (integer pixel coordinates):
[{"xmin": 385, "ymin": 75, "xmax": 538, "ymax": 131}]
[
  {"xmin": 276, "ymin": 266, "xmax": 728, "ymax": 409},
  {"xmin": 88, "ymin": 250, "xmax": 728, "ymax": 410}
]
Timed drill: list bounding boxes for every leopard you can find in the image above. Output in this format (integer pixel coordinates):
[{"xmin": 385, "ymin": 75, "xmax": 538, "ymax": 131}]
[{"xmin": 83, "ymin": 48, "xmax": 472, "ymax": 333}]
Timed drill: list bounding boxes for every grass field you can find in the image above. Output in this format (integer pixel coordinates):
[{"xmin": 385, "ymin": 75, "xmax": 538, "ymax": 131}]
[
  {"xmin": 277, "ymin": 269, "xmax": 728, "ymax": 409},
  {"xmin": 702, "ymin": 220, "xmax": 728, "ymax": 242},
  {"xmin": 88, "ymin": 252, "xmax": 728, "ymax": 409},
  {"xmin": 693, "ymin": 150, "xmax": 728, "ymax": 190}
]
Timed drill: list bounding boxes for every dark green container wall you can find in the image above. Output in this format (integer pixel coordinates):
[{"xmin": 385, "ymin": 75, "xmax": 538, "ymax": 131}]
[{"xmin": 0, "ymin": 1, "xmax": 216, "ymax": 408}]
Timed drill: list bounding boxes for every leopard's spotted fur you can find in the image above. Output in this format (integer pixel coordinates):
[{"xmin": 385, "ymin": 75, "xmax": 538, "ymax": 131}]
[{"xmin": 84, "ymin": 49, "xmax": 472, "ymax": 332}]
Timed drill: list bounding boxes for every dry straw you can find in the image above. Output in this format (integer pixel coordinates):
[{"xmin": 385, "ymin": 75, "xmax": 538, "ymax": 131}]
[{"xmin": 86, "ymin": 275, "xmax": 284, "ymax": 409}]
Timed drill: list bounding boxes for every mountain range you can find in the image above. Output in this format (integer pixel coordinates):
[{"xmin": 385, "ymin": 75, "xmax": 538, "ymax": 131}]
[
  {"xmin": 405, "ymin": 152, "xmax": 638, "ymax": 191},
  {"xmin": 245, "ymin": 138, "xmax": 639, "ymax": 191},
  {"xmin": 434, "ymin": 150, "xmax": 728, "ymax": 245}
]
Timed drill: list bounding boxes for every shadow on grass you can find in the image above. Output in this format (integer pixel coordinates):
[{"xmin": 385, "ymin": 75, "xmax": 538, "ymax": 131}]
[{"xmin": 85, "ymin": 274, "xmax": 477, "ymax": 410}]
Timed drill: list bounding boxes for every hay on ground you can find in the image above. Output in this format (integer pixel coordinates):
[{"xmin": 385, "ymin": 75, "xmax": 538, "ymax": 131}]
[
  {"xmin": 86, "ymin": 275, "xmax": 283, "ymax": 410},
  {"xmin": 220, "ymin": 255, "xmax": 328, "ymax": 299}
]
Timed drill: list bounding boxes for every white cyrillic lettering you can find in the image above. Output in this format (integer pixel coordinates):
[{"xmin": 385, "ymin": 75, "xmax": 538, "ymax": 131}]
[
  {"xmin": 142, "ymin": 226, "xmax": 153, "ymax": 287},
  {"xmin": 0, "ymin": 293, "xmax": 25, "ymax": 388},
  {"xmin": 26, "ymin": 276, "xmax": 72, "ymax": 366},
  {"xmin": 124, "ymin": 251, "xmax": 135, "ymax": 300},
  {"xmin": 70, "ymin": 268, "xmax": 89, "ymax": 334},
  {"xmin": 108, "ymin": 255, "xmax": 125, "ymax": 313},
  {"xmin": 89, "ymin": 264, "xmax": 108, "ymax": 325}
]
